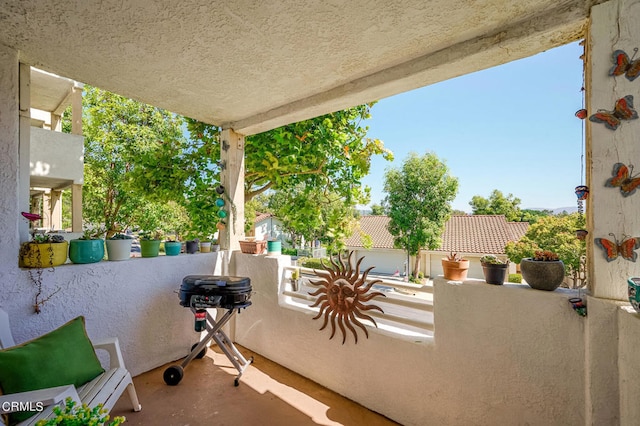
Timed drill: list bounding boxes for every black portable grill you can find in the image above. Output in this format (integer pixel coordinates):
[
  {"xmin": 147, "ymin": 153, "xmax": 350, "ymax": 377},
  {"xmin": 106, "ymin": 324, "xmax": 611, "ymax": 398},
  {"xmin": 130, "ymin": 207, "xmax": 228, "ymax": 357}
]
[{"xmin": 163, "ymin": 275, "xmax": 253, "ymax": 387}]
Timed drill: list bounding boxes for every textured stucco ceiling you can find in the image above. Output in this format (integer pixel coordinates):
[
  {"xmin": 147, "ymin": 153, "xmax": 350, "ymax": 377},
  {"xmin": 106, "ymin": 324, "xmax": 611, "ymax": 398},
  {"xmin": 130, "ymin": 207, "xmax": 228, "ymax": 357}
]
[{"xmin": 0, "ymin": 0, "xmax": 598, "ymax": 135}]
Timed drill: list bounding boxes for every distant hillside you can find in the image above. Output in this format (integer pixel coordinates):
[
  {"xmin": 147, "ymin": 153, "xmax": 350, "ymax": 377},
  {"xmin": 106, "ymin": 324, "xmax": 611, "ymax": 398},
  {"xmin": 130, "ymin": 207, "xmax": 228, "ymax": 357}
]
[{"xmin": 526, "ymin": 206, "xmax": 578, "ymax": 215}]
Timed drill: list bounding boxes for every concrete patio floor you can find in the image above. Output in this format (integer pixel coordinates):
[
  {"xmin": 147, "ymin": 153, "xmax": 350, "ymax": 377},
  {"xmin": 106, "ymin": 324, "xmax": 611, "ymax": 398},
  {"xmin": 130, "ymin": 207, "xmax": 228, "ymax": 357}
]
[{"xmin": 111, "ymin": 345, "xmax": 399, "ymax": 426}]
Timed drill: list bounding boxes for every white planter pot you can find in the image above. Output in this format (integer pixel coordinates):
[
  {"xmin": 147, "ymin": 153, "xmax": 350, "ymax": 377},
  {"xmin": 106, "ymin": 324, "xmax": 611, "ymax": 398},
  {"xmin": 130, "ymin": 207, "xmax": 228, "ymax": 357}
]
[
  {"xmin": 200, "ymin": 241, "xmax": 212, "ymax": 253},
  {"xmin": 106, "ymin": 239, "xmax": 133, "ymax": 261}
]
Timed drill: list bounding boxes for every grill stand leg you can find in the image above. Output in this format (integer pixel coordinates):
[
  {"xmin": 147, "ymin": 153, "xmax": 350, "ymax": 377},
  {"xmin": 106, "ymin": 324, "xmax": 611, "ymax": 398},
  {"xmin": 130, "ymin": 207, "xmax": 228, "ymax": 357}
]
[{"xmin": 164, "ymin": 307, "xmax": 252, "ymax": 386}]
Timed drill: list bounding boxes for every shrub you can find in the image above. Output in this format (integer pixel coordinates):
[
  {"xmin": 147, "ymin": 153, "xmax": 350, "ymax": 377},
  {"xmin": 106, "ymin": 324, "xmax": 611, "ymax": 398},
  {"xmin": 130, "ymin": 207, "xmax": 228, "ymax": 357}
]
[
  {"xmin": 282, "ymin": 248, "xmax": 297, "ymax": 256},
  {"xmin": 509, "ymin": 273, "xmax": 522, "ymax": 283}
]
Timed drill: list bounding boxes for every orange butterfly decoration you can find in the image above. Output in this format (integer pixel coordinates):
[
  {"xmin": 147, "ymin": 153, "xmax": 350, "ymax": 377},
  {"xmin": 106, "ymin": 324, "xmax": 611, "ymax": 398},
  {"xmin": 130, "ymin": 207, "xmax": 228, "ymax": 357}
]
[
  {"xmin": 595, "ymin": 233, "xmax": 640, "ymax": 262},
  {"xmin": 606, "ymin": 163, "xmax": 640, "ymax": 197},
  {"xmin": 589, "ymin": 95, "xmax": 638, "ymax": 130},
  {"xmin": 610, "ymin": 49, "xmax": 640, "ymax": 81}
]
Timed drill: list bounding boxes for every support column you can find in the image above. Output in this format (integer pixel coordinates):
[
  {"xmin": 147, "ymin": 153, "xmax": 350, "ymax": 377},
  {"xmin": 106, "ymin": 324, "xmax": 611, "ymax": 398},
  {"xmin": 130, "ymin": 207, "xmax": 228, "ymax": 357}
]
[
  {"xmin": 18, "ymin": 63, "xmax": 31, "ymax": 243},
  {"xmin": 71, "ymin": 184, "xmax": 82, "ymax": 232},
  {"xmin": 585, "ymin": 2, "xmax": 639, "ymax": 425},
  {"xmin": 219, "ymin": 128, "xmax": 245, "ymax": 252},
  {"xmin": 49, "ymin": 189, "xmax": 62, "ymax": 230},
  {"xmin": 71, "ymin": 85, "xmax": 82, "ymax": 136},
  {"xmin": 588, "ymin": 0, "xmax": 640, "ymax": 300},
  {"xmin": 0, "ymin": 44, "xmax": 20, "ymax": 267}
]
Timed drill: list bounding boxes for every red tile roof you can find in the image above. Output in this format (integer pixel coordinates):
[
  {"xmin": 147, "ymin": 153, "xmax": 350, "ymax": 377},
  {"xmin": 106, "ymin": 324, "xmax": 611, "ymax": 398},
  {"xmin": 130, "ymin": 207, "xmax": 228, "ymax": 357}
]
[{"xmin": 345, "ymin": 215, "xmax": 529, "ymax": 254}]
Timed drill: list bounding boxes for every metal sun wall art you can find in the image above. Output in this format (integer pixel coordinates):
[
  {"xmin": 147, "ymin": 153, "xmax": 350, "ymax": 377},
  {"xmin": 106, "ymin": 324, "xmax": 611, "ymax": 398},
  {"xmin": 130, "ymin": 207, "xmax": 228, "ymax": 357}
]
[
  {"xmin": 589, "ymin": 95, "xmax": 638, "ymax": 130},
  {"xmin": 594, "ymin": 233, "xmax": 640, "ymax": 262},
  {"xmin": 309, "ymin": 251, "xmax": 385, "ymax": 344},
  {"xmin": 605, "ymin": 163, "xmax": 640, "ymax": 197}
]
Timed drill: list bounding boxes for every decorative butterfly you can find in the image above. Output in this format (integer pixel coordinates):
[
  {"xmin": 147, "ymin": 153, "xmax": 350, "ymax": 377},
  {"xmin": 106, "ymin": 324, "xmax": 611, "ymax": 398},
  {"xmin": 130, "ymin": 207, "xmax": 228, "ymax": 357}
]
[
  {"xmin": 605, "ymin": 163, "xmax": 640, "ymax": 197},
  {"xmin": 610, "ymin": 49, "xmax": 640, "ymax": 81},
  {"xmin": 589, "ymin": 95, "xmax": 638, "ymax": 130},
  {"xmin": 594, "ymin": 233, "xmax": 640, "ymax": 262}
]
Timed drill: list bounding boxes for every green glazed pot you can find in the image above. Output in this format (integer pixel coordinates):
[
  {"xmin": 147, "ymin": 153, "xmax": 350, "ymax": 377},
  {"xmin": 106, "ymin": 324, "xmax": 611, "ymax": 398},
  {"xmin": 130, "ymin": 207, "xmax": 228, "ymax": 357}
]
[
  {"xmin": 140, "ymin": 240, "xmax": 161, "ymax": 257},
  {"xmin": 69, "ymin": 239, "xmax": 105, "ymax": 264}
]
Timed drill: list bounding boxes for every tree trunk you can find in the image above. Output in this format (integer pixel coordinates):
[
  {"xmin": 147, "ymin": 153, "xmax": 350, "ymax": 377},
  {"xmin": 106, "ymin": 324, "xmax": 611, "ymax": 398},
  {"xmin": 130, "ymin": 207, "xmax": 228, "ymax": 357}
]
[{"xmin": 412, "ymin": 250, "xmax": 422, "ymax": 279}]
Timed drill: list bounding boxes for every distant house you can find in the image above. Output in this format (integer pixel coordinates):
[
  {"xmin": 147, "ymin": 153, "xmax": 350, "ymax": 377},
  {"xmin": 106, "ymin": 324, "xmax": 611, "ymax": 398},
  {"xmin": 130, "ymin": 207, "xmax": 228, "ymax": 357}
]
[
  {"xmin": 344, "ymin": 215, "xmax": 529, "ymax": 279},
  {"xmin": 250, "ymin": 212, "xmax": 290, "ymax": 248}
]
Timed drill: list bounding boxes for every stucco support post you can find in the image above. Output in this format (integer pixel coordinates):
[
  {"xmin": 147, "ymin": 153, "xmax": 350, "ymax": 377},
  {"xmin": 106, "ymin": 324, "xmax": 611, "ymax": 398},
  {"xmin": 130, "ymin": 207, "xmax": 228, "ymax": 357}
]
[
  {"xmin": 219, "ymin": 128, "xmax": 245, "ymax": 252},
  {"xmin": 585, "ymin": 1, "xmax": 640, "ymax": 424},
  {"xmin": 0, "ymin": 45, "xmax": 20, "ymax": 266}
]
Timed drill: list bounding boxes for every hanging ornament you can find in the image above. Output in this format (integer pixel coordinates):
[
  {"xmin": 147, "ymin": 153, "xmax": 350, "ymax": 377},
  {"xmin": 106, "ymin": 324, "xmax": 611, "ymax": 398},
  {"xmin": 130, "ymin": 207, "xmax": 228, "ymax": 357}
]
[
  {"xmin": 215, "ymin": 198, "xmax": 225, "ymax": 208},
  {"xmin": 217, "ymin": 210, "xmax": 227, "ymax": 219},
  {"xmin": 215, "ymin": 184, "xmax": 225, "ymax": 194},
  {"xmin": 216, "ymin": 221, "xmax": 226, "ymax": 230},
  {"xmin": 568, "ymin": 297, "xmax": 587, "ymax": 316},
  {"xmin": 575, "ymin": 109, "xmax": 587, "ymax": 119},
  {"xmin": 575, "ymin": 229, "xmax": 588, "ymax": 240}
]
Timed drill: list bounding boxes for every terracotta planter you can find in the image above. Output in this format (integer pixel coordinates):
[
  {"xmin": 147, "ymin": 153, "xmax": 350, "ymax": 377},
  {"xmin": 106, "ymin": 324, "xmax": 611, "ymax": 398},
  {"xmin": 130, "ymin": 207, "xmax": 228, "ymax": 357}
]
[
  {"xmin": 441, "ymin": 258, "xmax": 469, "ymax": 281},
  {"xmin": 69, "ymin": 239, "xmax": 105, "ymax": 264},
  {"xmin": 240, "ymin": 240, "xmax": 266, "ymax": 254},
  {"xmin": 520, "ymin": 258, "xmax": 565, "ymax": 291},
  {"xmin": 19, "ymin": 241, "xmax": 68, "ymax": 268},
  {"xmin": 481, "ymin": 263, "xmax": 508, "ymax": 285}
]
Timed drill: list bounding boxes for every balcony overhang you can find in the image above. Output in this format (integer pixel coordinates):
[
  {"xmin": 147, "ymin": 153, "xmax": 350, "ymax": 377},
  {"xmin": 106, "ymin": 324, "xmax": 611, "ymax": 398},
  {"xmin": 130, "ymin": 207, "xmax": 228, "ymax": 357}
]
[{"xmin": 0, "ymin": 0, "xmax": 600, "ymax": 135}]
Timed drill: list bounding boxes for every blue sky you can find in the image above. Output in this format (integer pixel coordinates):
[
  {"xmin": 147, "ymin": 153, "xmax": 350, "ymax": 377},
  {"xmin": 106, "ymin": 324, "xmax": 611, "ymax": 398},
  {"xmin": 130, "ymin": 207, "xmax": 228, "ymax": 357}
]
[{"xmin": 361, "ymin": 41, "xmax": 584, "ymax": 213}]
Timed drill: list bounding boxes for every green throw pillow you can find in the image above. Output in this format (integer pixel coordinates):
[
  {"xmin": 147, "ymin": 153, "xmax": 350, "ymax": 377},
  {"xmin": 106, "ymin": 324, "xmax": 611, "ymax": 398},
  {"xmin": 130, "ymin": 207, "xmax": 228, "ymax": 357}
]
[{"xmin": 0, "ymin": 316, "xmax": 105, "ymax": 425}]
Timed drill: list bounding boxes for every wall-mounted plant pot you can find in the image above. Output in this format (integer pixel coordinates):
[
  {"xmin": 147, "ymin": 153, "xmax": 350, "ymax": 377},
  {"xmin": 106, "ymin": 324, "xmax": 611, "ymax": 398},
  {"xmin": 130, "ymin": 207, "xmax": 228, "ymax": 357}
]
[
  {"xmin": 106, "ymin": 239, "xmax": 132, "ymax": 261},
  {"xmin": 481, "ymin": 263, "xmax": 508, "ymax": 285},
  {"xmin": 19, "ymin": 241, "xmax": 68, "ymax": 268},
  {"xmin": 442, "ymin": 258, "xmax": 469, "ymax": 281},
  {"xmin": 520, "ymin": 258, "xmax": 565, "ymax": 291},
  {"xmin": 164, "ymin": 241, "xmax": 182, "ymax": 256},
  {"xmin": 140, "ymin": 240, "xmax": 161, "ymax": 257},
  {"xmin": 69, "ymin": 239, "xmax": 105, "ymax": 264}
]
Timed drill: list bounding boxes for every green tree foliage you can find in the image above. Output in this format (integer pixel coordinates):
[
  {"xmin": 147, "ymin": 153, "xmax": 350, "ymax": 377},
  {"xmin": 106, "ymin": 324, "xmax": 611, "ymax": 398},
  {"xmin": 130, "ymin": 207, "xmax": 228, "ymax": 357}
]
[
  {"xmin": 469, "ymin": 190, "xmax": 522, "ymax": 221},
  {"xmin": 80, "ymin": 86, "xmax": 190, "ymax": 237},
  {"xmin": 187, "ymin": 104, "xmax": 393, "ymax": 204},
  {"xmin": 520, "ymin": 208, "xmax": 553, "ymax": 224},
  {"xmin": 268, "ymin": 186, "xmax": 358, "ymax": 254},
  {"xmin": 384, "ymin": 152, "xmax": 458, "ymax": 277},
  {"xmin": 504, "ymin": 213, "xmax": 586, "ymax": 288},
  {"xmin": 370, "ymin": 204, "xmax": 386, "ymax": 215}
]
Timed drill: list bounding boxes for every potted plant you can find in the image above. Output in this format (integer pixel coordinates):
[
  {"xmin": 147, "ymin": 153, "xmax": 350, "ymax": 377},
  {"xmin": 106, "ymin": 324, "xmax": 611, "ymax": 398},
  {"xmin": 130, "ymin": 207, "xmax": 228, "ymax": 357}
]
[
  {"xmin": 199, "ymin": 236, "xmax": 213, "ymax": 253},
  {"xmin": 19, "ymin": 233, "xmax": 68, "ymax": 268},
  {"xmin": 480, "ymin": 255, "xmax": 509, "ymax": 285},
  {"xmin": 185, "ymin": 237, "xmax": 199, "ymax": 254},
  {"xmin": 69, "ymin": 227, "xmax": 106, "ymax": 264},
  {"xmin": 140, "ymin": 230, "xmax": 162, "ymax": 258},
  {"xmin": 164, "ymin": 235, "xmax": 182, "ymax": 256},
  {"xmin": 520, "ymin": 250, "xmax": 565, "ymax": 291},
  {"xmin": 239, "ymin": 238, "xmax": 266, "ymax": 254},
  {"xmin": 441, "ymin": 252, "xmax": 469, "ymax": 281},
  {"xmin": 106, "ymin": 232, "xmax": 133, "ymax": 261},
  {"xmin": 211, "ymin": 239, "xmax": 220, "ymax": 252}
]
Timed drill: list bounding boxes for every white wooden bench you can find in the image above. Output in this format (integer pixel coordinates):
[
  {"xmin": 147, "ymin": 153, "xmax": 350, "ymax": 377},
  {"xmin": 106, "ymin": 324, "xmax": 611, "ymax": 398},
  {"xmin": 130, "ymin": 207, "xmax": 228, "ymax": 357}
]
[{"xmin": 0, "ymin": 309, "xmax": 141, "ymax": 425}]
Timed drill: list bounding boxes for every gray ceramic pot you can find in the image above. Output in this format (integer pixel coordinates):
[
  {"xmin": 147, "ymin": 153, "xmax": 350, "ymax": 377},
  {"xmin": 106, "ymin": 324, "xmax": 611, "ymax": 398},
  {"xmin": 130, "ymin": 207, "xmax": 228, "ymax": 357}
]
[{"xmin": 520, "ymin": 258, "xmax": 565, "ymax": 291}]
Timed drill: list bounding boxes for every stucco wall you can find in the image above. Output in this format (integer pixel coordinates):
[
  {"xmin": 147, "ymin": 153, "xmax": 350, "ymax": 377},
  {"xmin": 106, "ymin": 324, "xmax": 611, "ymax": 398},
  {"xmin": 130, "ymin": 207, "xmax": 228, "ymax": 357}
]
[
  {"xmin": 0, "ymin": 253, "xmax": 221, "ymax": 376},
  {"xmin": 30, "ymin": 127, "xmax": 84, "ymax": 184},
  {"xmin": 234, "ymin": 255, "xmax": 587, "ymax": 426}
]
